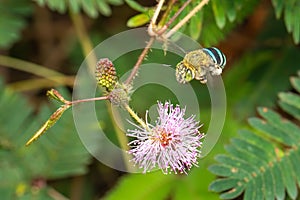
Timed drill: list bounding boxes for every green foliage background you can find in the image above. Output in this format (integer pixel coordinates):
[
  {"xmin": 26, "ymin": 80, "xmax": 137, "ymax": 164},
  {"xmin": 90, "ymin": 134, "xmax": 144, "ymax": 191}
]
[{"xmin": 0, "ymin": 0, "xmax": 300, "ymax": 199}]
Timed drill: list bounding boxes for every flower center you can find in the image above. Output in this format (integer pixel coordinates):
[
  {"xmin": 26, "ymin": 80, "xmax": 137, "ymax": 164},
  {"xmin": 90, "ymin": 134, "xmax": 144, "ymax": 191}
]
[{"xmin": 158, "ymin": 128, "xmax": 172, "ymax": 147}]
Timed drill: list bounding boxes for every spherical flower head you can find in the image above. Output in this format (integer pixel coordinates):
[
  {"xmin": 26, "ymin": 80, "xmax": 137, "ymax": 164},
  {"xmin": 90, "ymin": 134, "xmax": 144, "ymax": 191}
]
[
  {"xmin": 127, "ymin": 101, "xmax": 204, "ymax": 174},
  {"xmin": 95, "ymin": 58, "xmax": 117, "ymax": 92},
  {"xmin": 108, "ymin": 83, "xmax": 132, "ymax": 107}
]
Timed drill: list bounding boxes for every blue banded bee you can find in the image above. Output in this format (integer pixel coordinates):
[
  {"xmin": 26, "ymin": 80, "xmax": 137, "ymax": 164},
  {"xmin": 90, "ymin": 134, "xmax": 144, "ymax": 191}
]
[{"xmin": 176, "ymin": 47, "xmax": 226, "ymax": 84}]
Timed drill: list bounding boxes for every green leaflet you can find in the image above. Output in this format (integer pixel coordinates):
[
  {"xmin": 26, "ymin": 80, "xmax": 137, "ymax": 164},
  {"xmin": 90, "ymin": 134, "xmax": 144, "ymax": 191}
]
[
  {"xmin": 33, "ymin": 0, "xmax": 124, "ymax": 18},
  {"xmin": 124, "ymin": 0, "xmax": 148, "ymax": 12},
  {"xmin": 0, "ymin": 0, "xmax": 33, "ymax": 49},
  {"xmin": 122, "ymin": 0, "xmax": 260, "ymax": 45},
  {"xmin": 211, "ymin": 0, "xmax": 226, "ymax": 29},
  {"xmin": 271, "ymin": 0, "xmax": 300, "ymax": 44},
  {"xmin": 127, "ymin": 13, "xmax": 150, "ymax": 28},
  {"xmin": 0, "ymin": 81, "xmax": 92, "ymax": 199},
  {"xmin": 209, "ymin": 72, "xmax": 300, "ymax": 200},
  {"xmin": 189, "ymin": 9, "xmax": 203, "ymax": 40}
]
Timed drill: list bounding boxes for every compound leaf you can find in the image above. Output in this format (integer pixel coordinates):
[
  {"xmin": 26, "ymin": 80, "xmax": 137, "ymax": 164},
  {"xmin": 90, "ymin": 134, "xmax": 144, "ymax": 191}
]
[{"xmin": 209, "ymin": 72, "xmax": 300, "ymax": 200}]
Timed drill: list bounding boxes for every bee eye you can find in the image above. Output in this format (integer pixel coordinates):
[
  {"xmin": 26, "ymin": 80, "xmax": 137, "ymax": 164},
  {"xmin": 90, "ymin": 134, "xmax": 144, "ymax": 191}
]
[
  {"xmin": 185, "ymin": 69, "xmax": 194, "ymax": 82},
  {"xmin": 176, "ymin": 62, "xmax": 195, "ymax": 84}
]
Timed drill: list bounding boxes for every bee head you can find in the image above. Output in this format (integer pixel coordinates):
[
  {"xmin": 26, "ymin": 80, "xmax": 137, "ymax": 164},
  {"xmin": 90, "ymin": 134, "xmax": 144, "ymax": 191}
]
[{"xmin": 176, "ymin": 62, "xmax": 195, "ymax": 84}]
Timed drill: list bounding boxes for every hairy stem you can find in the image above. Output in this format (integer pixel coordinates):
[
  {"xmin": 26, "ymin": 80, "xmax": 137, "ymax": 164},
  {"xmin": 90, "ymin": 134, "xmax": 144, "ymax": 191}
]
[
  {"xmin": 126, "ymin": 0, "xmax": 194, "ymax": 86},
  {"xmin": 124, "ymin": 104, "xmax": 148, "ymax": 130},
  {"xmin": 124, "ymin": 37, "xmax": 155, "ymax": 85}
]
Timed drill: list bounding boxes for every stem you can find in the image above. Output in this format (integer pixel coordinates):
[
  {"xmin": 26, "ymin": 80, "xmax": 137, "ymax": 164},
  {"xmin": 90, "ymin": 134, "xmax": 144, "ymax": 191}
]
[
  {"xmin": 8, "ymin": 76, "xmax": 74, "ymax": 92},
  {"xmin": 152, "ymin": 0, "xmax": 165, "ymax": 24},
  {"xmin": 157, "ymin": 0, "xmax": 192, "ymax": 36},
  {"xmin": 0, "ymin": 55, "xmax": 65, "ymax": 81},
  {"xmin": 70, "ymin": 176, "xmax": 84, "ymax": 200},
  {"xmin": 124, "ymin": 37, "xmax": 155, "ymax": 85},
  {"xmin": 167, "ymin": 0, "xmax": 192, "ymax": 27},
  {"xmin": 158, "ymin": 0, "xmax": 177, "ymax": 27},
  {"xmin": 165, "ymin": 0, "xmax": 210, "ymax": 38},
  {"xmin": 126, "ymin": 0, "xmax": 191, "ymax": 86},
  {"xmin": 156, "ymin": 0, "xmax": 192, "ymax": 36},
  {"xmin": 124, "ymin": 104, "xmax": 148, "ymax": 130},
  {"xmin": 69, "ymin": 11, "xmax": 97, "ymax": 74},
  {"xmin": 47, "ymin": 188, "xmax": 69, "ymax": 200},
  {"xmin": 106, "ymin": 102, "xmax": 134, "ymax": 172},
  {"xmin": 148, "ymin": 0, "xmax": 165, "ymax": 36},
  {"xmin": 158, "ymin": 0, "xmax": 175, "ymax": 27},
  {"xmin": 69, "ymin": 96, "xmax": 108, "ymax": 105},
  {"xmin": 70, "ymin": 12, "xmax": 133, "ymax": 171}
]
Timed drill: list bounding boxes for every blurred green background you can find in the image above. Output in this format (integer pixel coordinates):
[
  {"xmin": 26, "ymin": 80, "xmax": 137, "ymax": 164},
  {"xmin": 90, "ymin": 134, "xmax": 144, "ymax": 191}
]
[{"xmin": 0, "ymin": 0, "xmax": 299, "ymax": 199}]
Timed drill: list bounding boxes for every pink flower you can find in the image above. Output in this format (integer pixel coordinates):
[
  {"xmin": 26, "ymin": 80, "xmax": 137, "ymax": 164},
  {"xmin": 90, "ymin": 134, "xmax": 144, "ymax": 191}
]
[{"xmin": 127, "ymin": 101, "xmax": 204, "ymax": 174}]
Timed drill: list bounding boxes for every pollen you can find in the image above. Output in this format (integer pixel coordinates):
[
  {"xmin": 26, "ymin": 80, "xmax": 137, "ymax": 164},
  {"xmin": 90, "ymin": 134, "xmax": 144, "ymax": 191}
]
[{"xmin": 158, "ymin": 129, "xmax": 172, "ymax": 147}]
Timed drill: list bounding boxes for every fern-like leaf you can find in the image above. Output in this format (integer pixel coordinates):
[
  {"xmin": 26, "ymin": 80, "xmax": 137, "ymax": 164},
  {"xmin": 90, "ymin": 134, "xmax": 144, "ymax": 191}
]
[
  {"xmin": 209, "ymin": 72, "xmax": 300, "ymax": 200},
  {"xmin": 201, "ymin": 0, "xmax": 260, "ymax": 46},
  {"xmin": 34, "ymin": 0, "xmax": 124, "ymax": 18},
  {"xmin": 124, "ymin": 0, "xmax": 259, "ymax": 45},
  {"xmin": 271, "ymin": 0, "xmax": 300, "ymax": 44},
  {"xmin": 183, "ymin": 0, "xmax": 260, "ymax": 45},
  {"xmin": 0, "ymin": 0, "xmax": 33, "ymax": 49},
  {"xmin": 0, "ymin": 82, "xmax": 92, "ymax": 199}
]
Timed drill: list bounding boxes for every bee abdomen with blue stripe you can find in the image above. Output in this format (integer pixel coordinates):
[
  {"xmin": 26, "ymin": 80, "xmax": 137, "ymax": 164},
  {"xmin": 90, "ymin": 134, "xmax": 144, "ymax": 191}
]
[{"xmin": 202, "ymin": 47, "xmax": 226, "ymax": 68}]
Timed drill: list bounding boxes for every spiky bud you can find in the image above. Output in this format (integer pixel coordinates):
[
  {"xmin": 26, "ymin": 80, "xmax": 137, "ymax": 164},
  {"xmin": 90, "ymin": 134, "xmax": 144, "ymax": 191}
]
[
  {"xmin": 47, "ymin": 89, "xmax": 70, "ymax": 104},
  {"xmin": 108, "ymin": 83, "xmax": 131, "ymax": 107},
  {"xmin": 95, "ymin": 58, "xmax": 117, "ymax": 92}
]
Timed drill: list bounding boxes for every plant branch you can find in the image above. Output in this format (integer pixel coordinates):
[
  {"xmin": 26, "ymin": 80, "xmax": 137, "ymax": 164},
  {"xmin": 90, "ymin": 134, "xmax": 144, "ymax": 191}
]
[
  {"xmin": 106, "ymin": 102, "xmax": 135, "ymax": 172},
  {"xmin": 157, "ymin": 0, "xmax": 193, "ymax": 36},
  {"xmin": 69, "ymin": 11, "xmax": 97, "ymax": 74},
  {"xmin": 126, "ymin": 0, "xmax": 195, "ymax": 86},
  {"xmin": 0, "ymin": 55, "xmax": 65, "ymax": 81},
  {"xmin": 8, "ymin": 76, "xmax": 74, "ymax": 92},
  {"xmin": 69, "ymin": 96, "xmax": 108, "ymax": 105},
  {"xmin": 124, "ymin": 104, "xmax": 148, "ymax": 130},
  {"xmin": 152, "ymin": 0, "xmax": 165, "ymax": 24},
  {"xmin": 124, "ymin": 37, "xmax": 155, "ymax": 85},
  {"xmin": 158, "ymin": 0, "xmax": 177, "ymax": 28},
  {"xmin": 165, "ymin": 0, "xmax": 210, "ymax": 38},
  {"xmin": 48, "ymin": 188, "xmax": 69, "ymax": 200}
]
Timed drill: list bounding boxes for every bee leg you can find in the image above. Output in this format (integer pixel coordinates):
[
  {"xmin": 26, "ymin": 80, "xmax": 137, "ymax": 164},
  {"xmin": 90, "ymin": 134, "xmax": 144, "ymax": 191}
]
[
  {"xmin": 194, "ymin": 68, "xmax": 207, "ymax": 84},
  {"xmin": 199, "ymin": 75, "xmax": 207, "ymax": 84}
]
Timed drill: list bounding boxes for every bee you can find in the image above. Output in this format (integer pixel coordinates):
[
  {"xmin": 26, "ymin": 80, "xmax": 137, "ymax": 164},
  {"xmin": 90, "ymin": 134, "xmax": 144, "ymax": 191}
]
[{"xmin": 176, "ymin": 47, "xmax": 226, "ymax": 84}]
